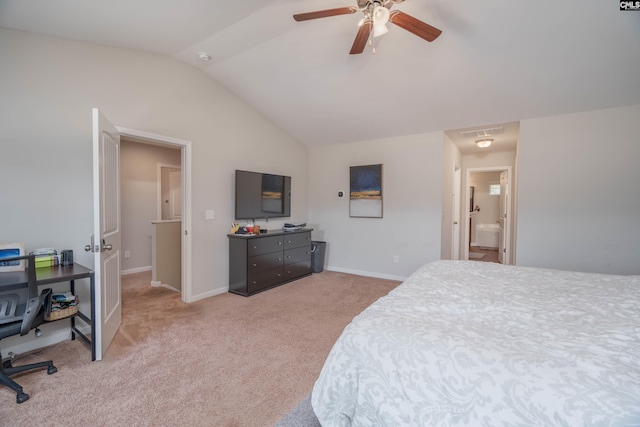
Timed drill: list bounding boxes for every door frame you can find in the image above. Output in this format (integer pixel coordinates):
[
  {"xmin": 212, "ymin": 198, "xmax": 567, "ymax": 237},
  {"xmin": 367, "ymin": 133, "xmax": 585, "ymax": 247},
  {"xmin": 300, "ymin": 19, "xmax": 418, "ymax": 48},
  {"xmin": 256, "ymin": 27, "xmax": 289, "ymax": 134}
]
[
  {"xmin": 464, "ymin": 166, "xmax": 512, "ymax": 264},
  {"xmin": 116, "ymin": 126, "xmax": 193, "ymax": 303}
]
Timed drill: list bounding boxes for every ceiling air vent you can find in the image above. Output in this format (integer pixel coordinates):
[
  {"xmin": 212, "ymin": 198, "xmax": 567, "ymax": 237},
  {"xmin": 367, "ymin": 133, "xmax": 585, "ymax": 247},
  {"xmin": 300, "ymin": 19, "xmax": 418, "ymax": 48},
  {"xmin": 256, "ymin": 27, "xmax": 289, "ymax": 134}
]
[{"xmin": 459, "ymin": 127, "xmax": 504, "ymax": 138}]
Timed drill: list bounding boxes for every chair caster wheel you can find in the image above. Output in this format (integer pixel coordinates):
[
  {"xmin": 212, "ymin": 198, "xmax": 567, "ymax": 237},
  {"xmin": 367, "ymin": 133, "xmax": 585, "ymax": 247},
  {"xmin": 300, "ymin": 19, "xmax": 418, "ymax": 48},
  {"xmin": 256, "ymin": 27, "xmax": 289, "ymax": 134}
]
[
  {"xmin": 17, "ymin": 392, "xmax": 30, "ymax": 404},
  {"xmin": 48, "ymin": 366, "xmax": 58, "ymax": 375}
]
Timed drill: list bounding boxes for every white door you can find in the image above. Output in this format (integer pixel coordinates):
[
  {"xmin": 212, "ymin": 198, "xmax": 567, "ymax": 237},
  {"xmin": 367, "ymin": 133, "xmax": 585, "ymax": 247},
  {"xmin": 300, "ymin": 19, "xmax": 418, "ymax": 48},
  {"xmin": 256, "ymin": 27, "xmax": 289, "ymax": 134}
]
[
  {"xmin": 169, "ymin": 170, "xmax": 182, "ymax": 220},
  {"xmin": 498, "ymin": 171, "xmax": 509, "ymax": 264},
  {"xmin": 451, "ymin": 168, "xmax": 461, "ymax": 259},
  {"xmin": 91, "ymin": 108, "xmax": 122, "ymax": 360}
]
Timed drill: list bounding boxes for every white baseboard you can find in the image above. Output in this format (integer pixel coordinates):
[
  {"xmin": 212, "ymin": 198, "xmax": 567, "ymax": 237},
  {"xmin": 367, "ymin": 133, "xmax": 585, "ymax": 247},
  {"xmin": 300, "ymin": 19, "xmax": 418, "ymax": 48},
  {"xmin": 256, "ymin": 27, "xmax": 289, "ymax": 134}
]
[
  {"xmin": 189, "ymin": 286, "xmax": 228, "ymax": 302},
  {"xmin": 150, "ymin": 281, "xmax": 180, "ymax": 292},
  {"xmin": 121, "ymin": 266, "xmax": 152, "ymax": 276},
  {"xmin": 325, "ymin": 265, "xmax": 407, "ymax": 282}
]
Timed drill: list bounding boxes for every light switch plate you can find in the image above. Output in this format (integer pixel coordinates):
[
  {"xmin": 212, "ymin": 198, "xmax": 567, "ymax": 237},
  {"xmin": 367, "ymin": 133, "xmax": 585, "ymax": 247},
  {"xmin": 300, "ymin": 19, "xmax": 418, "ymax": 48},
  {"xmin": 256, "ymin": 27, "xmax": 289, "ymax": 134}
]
[{"xmin": 205, "ymin": 210, "xmax": 215, "ymax": 220}]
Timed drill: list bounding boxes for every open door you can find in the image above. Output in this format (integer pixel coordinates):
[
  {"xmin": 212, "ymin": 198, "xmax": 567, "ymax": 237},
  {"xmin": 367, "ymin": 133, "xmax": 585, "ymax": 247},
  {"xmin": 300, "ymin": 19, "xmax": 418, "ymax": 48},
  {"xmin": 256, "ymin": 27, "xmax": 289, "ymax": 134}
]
[
  {"xmin": 169, "ymin": 170, "xmax": 182, "ymax": 220},
  {"xmin": 90, "ymin": 108, "xmax": 122, "ymax": 360},
  {"xmin": 451, "ymin": 167, "xmax": 461, "ymax": 259}
]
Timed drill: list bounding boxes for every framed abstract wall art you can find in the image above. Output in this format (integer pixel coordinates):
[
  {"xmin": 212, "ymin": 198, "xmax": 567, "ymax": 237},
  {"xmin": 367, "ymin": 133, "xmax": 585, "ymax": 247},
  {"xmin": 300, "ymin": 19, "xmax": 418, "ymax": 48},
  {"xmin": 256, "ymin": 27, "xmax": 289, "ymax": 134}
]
[{"xmin": 350, "ymin": 164, "xmax": 383, "ymax": 218}]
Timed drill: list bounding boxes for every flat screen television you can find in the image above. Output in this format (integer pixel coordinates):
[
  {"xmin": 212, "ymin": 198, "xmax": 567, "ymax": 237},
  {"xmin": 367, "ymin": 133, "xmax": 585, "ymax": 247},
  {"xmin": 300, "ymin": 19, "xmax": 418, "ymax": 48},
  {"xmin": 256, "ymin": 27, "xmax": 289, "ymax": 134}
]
[{"xmin": 235, "ymin": 170, "xmax": 291, "ymax": 220}]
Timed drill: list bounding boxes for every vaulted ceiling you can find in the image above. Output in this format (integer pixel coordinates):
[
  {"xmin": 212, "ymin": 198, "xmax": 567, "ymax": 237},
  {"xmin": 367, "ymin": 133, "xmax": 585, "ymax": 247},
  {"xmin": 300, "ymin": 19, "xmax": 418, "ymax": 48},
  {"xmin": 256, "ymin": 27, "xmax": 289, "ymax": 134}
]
[{"xmin": 1, "ymin": 0, "xmax": 639, "ymax": 149}]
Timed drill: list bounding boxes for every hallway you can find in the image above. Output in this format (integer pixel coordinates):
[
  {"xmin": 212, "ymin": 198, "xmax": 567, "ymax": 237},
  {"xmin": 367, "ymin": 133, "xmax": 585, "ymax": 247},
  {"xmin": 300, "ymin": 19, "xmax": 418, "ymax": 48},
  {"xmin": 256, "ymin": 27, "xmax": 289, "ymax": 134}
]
[{"xmin": 469, "ymin": 247, "xmax": 500, "ymax": 263}]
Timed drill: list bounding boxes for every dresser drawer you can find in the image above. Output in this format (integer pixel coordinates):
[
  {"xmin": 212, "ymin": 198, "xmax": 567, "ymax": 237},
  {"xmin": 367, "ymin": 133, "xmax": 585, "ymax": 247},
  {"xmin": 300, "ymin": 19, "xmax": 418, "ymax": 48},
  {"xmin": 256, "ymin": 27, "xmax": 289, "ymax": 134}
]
[
  {"xmin": 284, "ymin": 260, "xmax": 311, "ymax": 280},
  {"xmin": 247, "ymin": 267, "xmax": 283, "ymax": 294},
  {"xmin": 248, "ymin": 252, "xmax": 284, "ymax": 273},
  {"xmin": 247, "ymin": 236, "xmax": 283, "ymax": 256},
  {"xmin": 284, "ymin": 246, "xmax": 311, "ymax": 265},
  {"xmin": 283, "ymin": 232, "xmax": 311, "ymax": 249}
]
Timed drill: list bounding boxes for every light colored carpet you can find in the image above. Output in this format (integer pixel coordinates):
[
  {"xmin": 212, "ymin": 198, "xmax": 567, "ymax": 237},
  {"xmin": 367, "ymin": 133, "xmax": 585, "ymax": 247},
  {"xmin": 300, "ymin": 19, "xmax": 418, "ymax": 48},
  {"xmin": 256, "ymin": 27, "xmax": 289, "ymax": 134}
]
[
  {"xmin": 469, "ymin": 252, "xmax": 486, "ymax": 259},
  {"xmin": 1, "ymin": 271, "xmax": 399, "ymax": 426}
]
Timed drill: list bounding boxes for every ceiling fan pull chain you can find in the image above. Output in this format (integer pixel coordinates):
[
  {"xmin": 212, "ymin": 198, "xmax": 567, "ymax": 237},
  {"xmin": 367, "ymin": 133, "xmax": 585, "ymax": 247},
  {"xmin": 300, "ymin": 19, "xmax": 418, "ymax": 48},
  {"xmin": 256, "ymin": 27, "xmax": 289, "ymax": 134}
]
[{"xmin": 369, "ymin": 24, "xmax": 375, "ymax": 55}]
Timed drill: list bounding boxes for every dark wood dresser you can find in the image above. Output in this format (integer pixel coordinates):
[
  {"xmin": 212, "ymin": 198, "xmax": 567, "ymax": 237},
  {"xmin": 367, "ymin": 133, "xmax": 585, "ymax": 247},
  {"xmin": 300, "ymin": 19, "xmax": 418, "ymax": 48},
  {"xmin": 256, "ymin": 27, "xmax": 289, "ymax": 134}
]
[{"xmin": 228, "ymin": 228, "xmax": 312, "ymax": 296}]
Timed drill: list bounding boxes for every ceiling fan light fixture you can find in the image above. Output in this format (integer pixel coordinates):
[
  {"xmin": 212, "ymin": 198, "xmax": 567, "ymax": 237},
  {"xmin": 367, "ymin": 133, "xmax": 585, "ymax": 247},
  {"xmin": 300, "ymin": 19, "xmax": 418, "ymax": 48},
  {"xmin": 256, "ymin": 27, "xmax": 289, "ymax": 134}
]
[
  {"xmin": 476, "ymin": 138, "xmax": 494, "ymax": 148},
  {"xmin": 373, "ymin": 24, "xmax": 388, "ymax": 37},
  {"xmin": 372, "ymin": 5, "xmax": 390, "ymax": 24},
  {"xmin": 372, "ymin": 5, "xmax": 389, "ymax": 37}
]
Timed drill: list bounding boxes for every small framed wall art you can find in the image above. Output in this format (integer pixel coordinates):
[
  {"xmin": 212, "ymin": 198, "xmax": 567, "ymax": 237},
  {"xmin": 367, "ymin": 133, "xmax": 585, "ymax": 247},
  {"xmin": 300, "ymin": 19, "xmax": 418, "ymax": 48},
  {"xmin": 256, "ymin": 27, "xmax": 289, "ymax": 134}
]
[{"xmin": 350, "ymin": 164, "xmax": 383, "ymax": 218}]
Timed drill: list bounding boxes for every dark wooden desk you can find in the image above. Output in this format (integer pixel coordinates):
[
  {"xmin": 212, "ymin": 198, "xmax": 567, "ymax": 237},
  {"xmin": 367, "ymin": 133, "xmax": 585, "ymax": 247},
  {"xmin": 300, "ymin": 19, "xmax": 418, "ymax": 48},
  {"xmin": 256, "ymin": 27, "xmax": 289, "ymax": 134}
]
[{"xmin": 0, "ymin": 263, "xmax": 96, "ymax": 361}]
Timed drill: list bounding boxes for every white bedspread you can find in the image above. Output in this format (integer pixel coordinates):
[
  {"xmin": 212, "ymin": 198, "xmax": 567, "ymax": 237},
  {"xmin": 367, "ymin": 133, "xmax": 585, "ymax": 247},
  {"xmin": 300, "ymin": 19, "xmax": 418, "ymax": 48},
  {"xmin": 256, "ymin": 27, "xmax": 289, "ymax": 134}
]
[{"xmin": 312, "ymin": 260, "xmax": 640, "ymax": 426}]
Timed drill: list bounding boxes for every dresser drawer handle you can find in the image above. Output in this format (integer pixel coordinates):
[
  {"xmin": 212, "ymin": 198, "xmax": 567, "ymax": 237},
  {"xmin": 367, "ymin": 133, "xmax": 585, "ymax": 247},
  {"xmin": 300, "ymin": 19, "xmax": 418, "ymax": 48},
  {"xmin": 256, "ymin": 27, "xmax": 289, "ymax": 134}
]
[
  {"xmin": 252, "ymin": 263, "xmax": 257, "ymax": 267},
  {"xmin": 278, "ymin": 241, "xmax": 282, "ymax": 245},
  {"xmin": 251, "ymin": 281, "xmax": 257, "ymax": 285}
]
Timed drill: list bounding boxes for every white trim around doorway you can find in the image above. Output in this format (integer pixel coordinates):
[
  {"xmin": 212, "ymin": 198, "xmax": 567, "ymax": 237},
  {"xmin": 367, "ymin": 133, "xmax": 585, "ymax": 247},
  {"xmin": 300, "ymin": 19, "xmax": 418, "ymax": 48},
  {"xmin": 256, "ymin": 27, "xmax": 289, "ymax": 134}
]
[
  {"xmin": 464, "ymin": 166, "xmax": 513, "ymax": 265},
  {"xmin": 115, "ymin": 126, "xmax": 194, "ymax": 303}
]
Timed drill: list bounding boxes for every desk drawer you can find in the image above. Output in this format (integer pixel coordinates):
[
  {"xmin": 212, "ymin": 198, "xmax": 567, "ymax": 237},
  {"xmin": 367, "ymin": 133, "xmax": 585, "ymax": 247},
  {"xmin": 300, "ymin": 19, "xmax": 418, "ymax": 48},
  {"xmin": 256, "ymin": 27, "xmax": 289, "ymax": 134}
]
[
  {"xmin": 248, "ymin": 252, "xmax": 283, "ymax": 273},
  {"xmin": 283, "ymin": 246, "xmax": 311, "ymax": 265},
  {"xmin": 247, "ymin": 236, "xmax": 283, "ymax": 256},
  {"xmin": 247, "ymin": 268, "xmax": 283, "ymax": 294},
  {"xmin": 283, "ymin": 232, "xmax": 311, "ymax": 249}
]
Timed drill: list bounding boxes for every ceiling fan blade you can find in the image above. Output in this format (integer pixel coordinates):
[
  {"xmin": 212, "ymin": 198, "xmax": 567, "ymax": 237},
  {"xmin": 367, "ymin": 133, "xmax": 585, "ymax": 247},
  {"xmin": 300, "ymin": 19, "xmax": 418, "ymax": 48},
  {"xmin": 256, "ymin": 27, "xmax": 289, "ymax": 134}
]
[
  {"xmin": 293, "ymin": 7, "xmax": 357, "ymax": 22},
  {"xmin": 350, "ymin": 19, "xmax": 372, "ymax": 55},
  {"xmin": 389, "ymin": 11, "xmax": 442, "ymax": 42}
]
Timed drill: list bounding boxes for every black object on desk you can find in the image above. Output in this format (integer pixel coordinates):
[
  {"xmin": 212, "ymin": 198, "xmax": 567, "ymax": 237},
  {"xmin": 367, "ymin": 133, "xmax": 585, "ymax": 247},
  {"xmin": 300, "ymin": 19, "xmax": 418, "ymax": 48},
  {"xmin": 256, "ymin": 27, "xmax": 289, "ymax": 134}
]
[{"xmin": 0, "ymin": 262, "xmax": 96, "ymax": 361}]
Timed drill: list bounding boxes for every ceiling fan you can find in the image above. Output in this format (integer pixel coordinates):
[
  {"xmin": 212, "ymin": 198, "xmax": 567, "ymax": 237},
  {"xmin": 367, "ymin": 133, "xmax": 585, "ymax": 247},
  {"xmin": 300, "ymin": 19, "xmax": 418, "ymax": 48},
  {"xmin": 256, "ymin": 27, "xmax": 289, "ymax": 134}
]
[{"xmin": 293, "ymin": 0, "xmax": 442, "ymax": 54}]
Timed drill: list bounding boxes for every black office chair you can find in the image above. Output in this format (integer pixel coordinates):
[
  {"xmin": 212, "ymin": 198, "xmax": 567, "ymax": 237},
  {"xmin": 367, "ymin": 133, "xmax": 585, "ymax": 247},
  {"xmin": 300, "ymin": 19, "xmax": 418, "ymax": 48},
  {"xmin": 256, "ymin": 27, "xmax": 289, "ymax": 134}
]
[{"xmin": 0, "ymin": 254, "xmax": 57, "ymax": 403}]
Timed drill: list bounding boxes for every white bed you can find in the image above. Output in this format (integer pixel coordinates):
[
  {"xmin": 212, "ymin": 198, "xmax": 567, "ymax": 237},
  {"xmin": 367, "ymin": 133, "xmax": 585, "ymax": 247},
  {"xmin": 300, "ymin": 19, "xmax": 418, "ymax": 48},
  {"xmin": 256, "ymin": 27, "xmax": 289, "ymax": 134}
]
[{"xmin": 312, "ymin": 260, "xmax": 640, "ymax": 426}]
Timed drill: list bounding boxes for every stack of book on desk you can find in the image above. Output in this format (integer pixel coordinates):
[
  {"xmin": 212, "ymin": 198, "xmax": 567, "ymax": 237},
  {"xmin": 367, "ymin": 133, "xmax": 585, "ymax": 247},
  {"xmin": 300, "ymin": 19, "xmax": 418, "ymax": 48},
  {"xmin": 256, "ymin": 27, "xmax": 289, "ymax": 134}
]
[{"xmin": 30, "ymin": 248, "xmax": 59, "ymax": 268}]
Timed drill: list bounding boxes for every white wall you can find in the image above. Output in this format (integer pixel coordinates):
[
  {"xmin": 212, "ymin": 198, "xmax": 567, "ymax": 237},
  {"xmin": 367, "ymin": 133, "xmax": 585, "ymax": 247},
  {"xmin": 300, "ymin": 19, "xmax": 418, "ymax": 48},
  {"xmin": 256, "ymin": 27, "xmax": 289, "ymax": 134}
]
[
  {"xmin": 517, "ymin": 104, "xmax": 640, "ymax": 274},
  {"xmin": 120, "ymin": 139, "xmax": 181, "ymax": 273},
  {"xmin": 0, "ymin": 28, "xmax": 308, "ymax": 353},
  {"xmin": 308, "ymin": 132, "xmax": 444, "ymax": 280}
]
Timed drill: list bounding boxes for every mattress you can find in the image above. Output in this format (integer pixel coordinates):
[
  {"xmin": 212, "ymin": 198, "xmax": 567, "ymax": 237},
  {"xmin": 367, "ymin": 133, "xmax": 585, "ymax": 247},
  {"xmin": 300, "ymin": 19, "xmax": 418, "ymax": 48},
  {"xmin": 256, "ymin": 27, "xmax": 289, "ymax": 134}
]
[{"xmin": 312, "ymin": 260, "xmax": 640, "ymax": 426}]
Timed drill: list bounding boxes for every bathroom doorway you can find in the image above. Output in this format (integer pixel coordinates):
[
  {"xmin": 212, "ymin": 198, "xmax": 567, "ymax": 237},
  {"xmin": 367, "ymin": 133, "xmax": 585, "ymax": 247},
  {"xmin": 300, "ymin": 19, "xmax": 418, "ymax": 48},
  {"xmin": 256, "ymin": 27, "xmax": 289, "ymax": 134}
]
[{"xmin": 465, "ymin": 166, "xmax": 512, "ymax": 264}]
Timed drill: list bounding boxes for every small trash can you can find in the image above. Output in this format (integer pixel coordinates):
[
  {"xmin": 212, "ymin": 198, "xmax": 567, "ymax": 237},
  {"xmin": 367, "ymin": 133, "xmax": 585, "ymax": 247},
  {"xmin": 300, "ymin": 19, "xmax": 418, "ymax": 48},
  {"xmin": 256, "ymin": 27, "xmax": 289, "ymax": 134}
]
[{"xmin": 310, "ymin": 241, "xmax": 326, "ymax": 273}]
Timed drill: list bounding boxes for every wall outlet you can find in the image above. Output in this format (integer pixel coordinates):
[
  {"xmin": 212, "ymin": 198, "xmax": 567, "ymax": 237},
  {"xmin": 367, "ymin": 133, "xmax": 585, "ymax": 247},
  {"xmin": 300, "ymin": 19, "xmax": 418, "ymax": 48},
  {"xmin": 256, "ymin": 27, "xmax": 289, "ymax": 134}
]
[
  {"xmin": 205, "ymin": 209, "xmax": 215, "ymax": 220},
  {"xmin": 393, "ymin": 255, "xmax": 399, "ymax": 264},
  {"xmin": 124, "ymin": 250, "xmax": 131, "ymax": 259}
]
